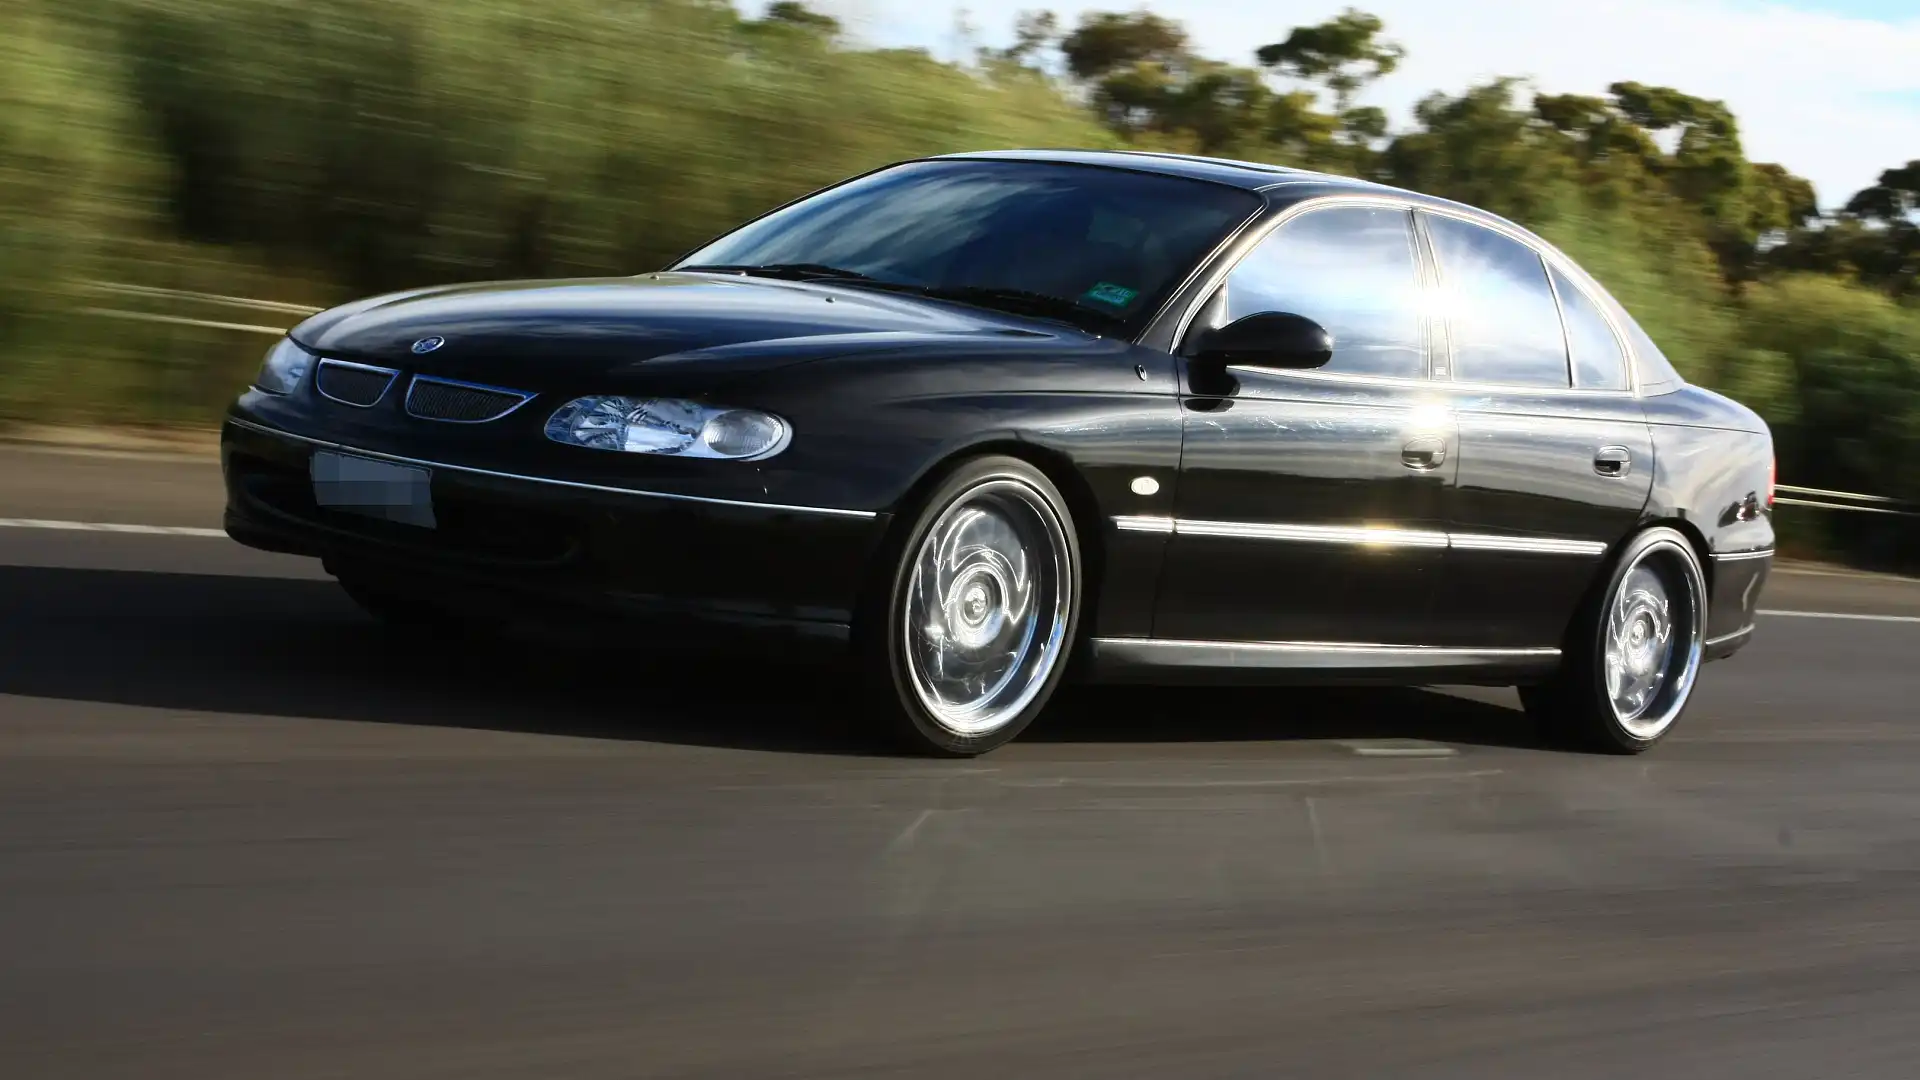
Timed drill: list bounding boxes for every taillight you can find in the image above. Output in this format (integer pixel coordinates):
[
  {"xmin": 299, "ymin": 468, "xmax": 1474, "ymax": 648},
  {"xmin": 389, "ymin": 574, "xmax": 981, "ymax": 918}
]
[{"xmin": 1766, "ymin": 458, "xmax": 1776, "ymax": 508}]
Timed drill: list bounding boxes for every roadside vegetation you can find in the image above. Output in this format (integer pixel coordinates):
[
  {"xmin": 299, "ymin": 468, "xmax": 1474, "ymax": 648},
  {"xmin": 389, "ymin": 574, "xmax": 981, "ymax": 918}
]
[{"xmin": 2, "ymin": 0, "xmax": 1915, "ymax": 562}]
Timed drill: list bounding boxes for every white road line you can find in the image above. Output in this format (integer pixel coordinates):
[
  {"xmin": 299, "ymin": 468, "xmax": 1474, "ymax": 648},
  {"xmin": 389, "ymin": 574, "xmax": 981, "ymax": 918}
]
[
  {"xmin": 1337, "ymin": 740, "xmax": 1459, "ymax": 758},
  {"xmin": 1759, "ymin": 609, "xmax": 1920, "ymax": 625},
  {"xmin": 0, "ymin": 518, "xmax": 227, "ymax": 538}
]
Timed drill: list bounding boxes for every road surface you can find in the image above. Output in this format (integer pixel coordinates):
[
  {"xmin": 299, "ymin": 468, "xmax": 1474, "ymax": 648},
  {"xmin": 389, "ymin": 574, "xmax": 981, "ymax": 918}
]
[{"xmin": 4, "ymin": 445, "xmax": 1919, "ymax": 1078}]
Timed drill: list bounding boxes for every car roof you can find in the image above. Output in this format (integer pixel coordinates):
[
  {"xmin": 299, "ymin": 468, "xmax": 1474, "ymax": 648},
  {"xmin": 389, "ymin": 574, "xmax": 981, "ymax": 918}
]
[{"xmin": 929, "ymin": 148, "xmax": 1520, "ymax": 229}]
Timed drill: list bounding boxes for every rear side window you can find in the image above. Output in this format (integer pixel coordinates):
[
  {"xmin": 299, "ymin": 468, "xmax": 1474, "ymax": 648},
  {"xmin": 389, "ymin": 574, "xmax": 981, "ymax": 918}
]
[
  {"xmin": 1549, "ymin": 263, "xmax": 1629, "ymax": 390},
  {"xmin": 1424, "ymin": 214, "xmax": 1570, "ymax": 389},
  {"xmin": 1611, "ymin": 300, "xmax": 1685, "ymax": 393},
  {"xmin": 1218, "ymin": 205, "xmax": 1427, "ymax": 379}
]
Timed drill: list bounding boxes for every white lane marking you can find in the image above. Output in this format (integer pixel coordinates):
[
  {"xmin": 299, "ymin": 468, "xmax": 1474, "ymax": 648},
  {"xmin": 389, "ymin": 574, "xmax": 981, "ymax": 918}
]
[
  {"xmin": 1759, "ymin": 609, "xmax": 1920, "ymax": 625},
  {"xmin": 1342, "ymin": 744, "xmax": 1459, "ymax": 758},
  {"xmin": 998, "ymin": 769, "xmax": 1501, "ymax": 790},
  {"xmin": 883, "ymin": 808, "xmax": 938, "ymax": 855},
  {"xmin": 0, "ymin": 518, "xmax": 227, "ymax": 538}
]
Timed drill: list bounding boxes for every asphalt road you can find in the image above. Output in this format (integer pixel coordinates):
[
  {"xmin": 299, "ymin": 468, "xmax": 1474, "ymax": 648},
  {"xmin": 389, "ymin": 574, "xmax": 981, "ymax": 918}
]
[{"xmin": 4, "ymin": 445, "xmax": 1920, "ymax": 1079}]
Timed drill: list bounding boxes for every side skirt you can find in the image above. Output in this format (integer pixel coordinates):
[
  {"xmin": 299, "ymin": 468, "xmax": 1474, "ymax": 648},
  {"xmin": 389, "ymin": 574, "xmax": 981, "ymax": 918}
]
[{"xmin": 1084, "ymin": 638, "xmax": 1563, "ymax": 687}]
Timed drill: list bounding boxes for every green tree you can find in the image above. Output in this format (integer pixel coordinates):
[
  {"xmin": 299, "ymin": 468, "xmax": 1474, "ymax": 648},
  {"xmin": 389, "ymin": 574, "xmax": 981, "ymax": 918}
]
[{"xmin": 1255, "ymin": 8, "xmax": 1402, "ymax": 171}]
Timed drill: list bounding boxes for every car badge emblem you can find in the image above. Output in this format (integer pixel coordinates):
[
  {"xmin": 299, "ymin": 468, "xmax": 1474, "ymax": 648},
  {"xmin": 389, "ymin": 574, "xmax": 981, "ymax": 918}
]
[{"xmin": 411, "ymin": 336, "xmax": 445, "ymax": 355}]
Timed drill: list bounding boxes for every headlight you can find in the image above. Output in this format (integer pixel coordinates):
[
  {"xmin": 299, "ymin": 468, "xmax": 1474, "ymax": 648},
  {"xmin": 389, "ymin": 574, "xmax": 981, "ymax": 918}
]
[
  {"xmin": 544, "ymin": 396, "xmax": 791, "ymax": 460},
  {"xmin": 253, "ymin": 337, "xmax": 315, "ymax": 395}
]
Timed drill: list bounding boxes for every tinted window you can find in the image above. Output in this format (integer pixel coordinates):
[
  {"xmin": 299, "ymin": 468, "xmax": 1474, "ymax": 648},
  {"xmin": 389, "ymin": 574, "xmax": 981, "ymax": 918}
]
[
  {"xmin": 1425, "ymin": 214, "xmax": 1569, "ymax": 388},
  {"xmin": 676, "ymin": 160, "xmax": 1261, "ymax": 335},
  {"xmin": 1607, "ymin": 297, "xmax": 1685, "ymax": 392},
  {"xmin": 1218, "ymin": 205, "xmax": 1427, "ymax": 379},
  {"xmin": 1550, "ymin": 263, "xmax": 1628, "ymax": 390}
]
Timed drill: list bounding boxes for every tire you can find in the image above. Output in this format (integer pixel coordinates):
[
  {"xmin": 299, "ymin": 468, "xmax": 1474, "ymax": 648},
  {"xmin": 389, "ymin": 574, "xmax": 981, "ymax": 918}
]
[
  {"xmin": 858, "ymin": 455, "xmax": 1082, "ymax": 757},
  {"xmin": 1522, "ymin": 526, "xmax": 1708, "ymax": 753}
]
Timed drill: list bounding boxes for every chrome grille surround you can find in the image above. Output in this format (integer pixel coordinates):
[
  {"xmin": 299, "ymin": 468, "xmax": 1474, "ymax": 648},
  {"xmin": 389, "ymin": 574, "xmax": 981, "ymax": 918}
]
[
  {"xmin": 404, "ymin": 375, "xmax": 536, "ymax": 423},
  {"xmin": 314, "ymin": 359, "xmax": 399, "ymax": 408}
]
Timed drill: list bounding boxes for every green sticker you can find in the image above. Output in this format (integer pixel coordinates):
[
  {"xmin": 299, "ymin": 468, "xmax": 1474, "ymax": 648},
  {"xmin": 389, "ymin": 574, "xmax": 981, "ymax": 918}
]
[{"xmin": 1082, "ymin": 282, "xmax": 1139, "ymax": 308}]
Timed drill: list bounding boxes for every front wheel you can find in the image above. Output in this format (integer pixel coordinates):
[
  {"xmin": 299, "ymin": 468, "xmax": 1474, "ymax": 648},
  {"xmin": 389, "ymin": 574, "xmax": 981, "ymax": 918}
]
[
  {"xmin": 860, "ymin": 456, "xmax": 1081, "ymax": 757},
  {"xmin": 1523, "ymin": 527, "xmax": 1708, "ymax": 753}
]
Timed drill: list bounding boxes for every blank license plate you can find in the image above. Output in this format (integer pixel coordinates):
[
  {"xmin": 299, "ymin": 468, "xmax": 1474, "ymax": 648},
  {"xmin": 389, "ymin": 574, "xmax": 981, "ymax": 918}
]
[{"xmin": 310, "ymin": 451, "xmax": 436, "ymax": 529}]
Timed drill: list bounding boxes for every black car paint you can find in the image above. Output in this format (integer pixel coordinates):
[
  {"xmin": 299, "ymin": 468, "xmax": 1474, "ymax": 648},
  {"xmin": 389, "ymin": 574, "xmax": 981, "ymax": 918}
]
[
  {"xmin": 1430, "ymin": 385, "xmax": 1657, "ymax": 649},
  {"xmin": 221, "ymin": 149, "xmax": 1775, "ymax": 683}
]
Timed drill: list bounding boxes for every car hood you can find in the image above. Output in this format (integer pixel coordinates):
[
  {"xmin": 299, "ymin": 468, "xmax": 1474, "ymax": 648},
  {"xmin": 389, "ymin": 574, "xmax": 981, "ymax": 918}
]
[{"xmin": 289, "ymin": 272, "xmax": 1064, "ymax": 384}]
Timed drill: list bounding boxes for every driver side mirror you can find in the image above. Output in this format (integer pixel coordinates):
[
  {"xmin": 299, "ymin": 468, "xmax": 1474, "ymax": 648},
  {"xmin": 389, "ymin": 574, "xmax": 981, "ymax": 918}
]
[{"xmin": 1191, "ymin": 312, "xmax": 1333, "ymax": 370}]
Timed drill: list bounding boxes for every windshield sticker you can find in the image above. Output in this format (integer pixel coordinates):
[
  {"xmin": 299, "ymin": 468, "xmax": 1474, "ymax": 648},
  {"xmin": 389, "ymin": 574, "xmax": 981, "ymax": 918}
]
[{"xmin": 1082, "ymin": 282, "xmax": 1139, "ymax": 309}]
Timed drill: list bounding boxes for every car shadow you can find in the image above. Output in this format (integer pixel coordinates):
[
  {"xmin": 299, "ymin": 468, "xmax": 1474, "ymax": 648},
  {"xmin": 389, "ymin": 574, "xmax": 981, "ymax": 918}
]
[{"xmin": 0, "ymin": 565, "xmax": 1550, "ymax": 756}]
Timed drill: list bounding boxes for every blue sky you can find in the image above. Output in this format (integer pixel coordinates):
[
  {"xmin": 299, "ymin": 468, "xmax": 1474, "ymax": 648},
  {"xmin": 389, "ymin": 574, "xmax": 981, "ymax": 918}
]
[
  {"xmin": 775, "ymin": 0, "xmax": 1920, "ymax": 208},
  {"xmin": 1788, "ymin": 0, "xmax": 1915, "ymax": 16}
]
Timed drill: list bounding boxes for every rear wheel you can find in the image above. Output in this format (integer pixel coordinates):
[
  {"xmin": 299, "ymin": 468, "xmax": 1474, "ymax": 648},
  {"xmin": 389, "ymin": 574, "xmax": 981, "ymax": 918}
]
[
  {"xmin": 859, "ymin": 455, "xmax": 1081, "ymax": 757},
  {"xmin": 1522, "ymin": 527, "xmax": 1708, "ymax": 753}
]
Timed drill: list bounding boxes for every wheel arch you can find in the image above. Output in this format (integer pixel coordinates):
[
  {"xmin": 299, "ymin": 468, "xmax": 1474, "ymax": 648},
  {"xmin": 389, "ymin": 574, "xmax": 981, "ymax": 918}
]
[
  {"xmin": 853, "ymin": 437, "xmax": 1108, "ymax": 643},
  {"xmin": 1549, "ymin": 516, "xmax": 1714, "ymax": 659}
]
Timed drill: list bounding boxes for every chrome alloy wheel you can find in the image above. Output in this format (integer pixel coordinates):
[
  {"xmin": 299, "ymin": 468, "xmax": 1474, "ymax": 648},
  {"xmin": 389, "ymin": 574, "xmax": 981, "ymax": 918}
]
[
  {"xmin": 1604, "ymin": 538, "xmax": 1706, "ymax": 740},
  {"xmin": 902, "ymin": 477, "xmax": 1071, "ymax": 737}
]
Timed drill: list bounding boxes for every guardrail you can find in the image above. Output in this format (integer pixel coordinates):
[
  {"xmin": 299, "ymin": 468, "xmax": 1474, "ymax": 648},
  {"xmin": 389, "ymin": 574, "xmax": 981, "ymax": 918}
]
[
  {"xmin": 73, "ymin": 282, "xmax": 1920, "ymax": 520},
  {"xmin": 78, "ymin": 280, "xmax": 318, "ymax": 337},
  {"xmin": 1775, "ymin": 486, "xmax": 1919, "ymax": 517}
]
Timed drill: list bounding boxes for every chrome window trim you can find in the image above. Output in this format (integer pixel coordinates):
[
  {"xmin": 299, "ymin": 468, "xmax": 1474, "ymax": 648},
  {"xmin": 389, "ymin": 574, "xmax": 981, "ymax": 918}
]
[
  {"xmin": 1535, "ymin": 235, "xmax": 1580, "ymax": 389},
  {"xmin": 404, "ymin": 374, "xmax": 538, "ymax": 423},
  {"xmin": 1137, "ymin": 198, "xmax": 1276, "ymax": 347},
  {"xmin": 1117, "ymin": 514, "xmax": 1608, "ymax": 556},
  {"xmin": 1416, "ymin": 203, "xmax": 1645, "ymax": 397},
  {"xmin": 1710, "ymin": 548, "xmax": 1775, "ymax": 562},
  {"xmin": 1541, "ymin": 254, "xmax": 1633, "ymax": 392},
  {"xmin": 224, "ymin": 417, "xmax": 878, "ymax": 519},
  {"xmin": 1165, "ymin": 192, "xmax": 1649, "ymax": 399},
  {"xmin": 1170, "ymin": 197, "xmax": 1435, "ymax": 387},
  {"xmin": 314, "ymin": 359, "xmax": 399, "ymax": 408}
]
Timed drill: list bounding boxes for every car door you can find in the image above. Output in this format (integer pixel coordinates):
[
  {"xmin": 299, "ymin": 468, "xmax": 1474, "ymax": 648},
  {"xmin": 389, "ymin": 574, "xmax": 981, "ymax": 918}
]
[
  {"xmin": 1152, "ymin": 201, "xmax": 1458, "ymax": 647},
  {"xmin": 1414, "ymin": 210, "xmax": 1655, "ymax": 648}
]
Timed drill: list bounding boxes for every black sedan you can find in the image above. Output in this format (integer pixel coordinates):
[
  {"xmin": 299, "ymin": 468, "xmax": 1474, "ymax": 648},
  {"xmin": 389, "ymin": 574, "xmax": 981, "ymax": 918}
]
[{"xmin": 221, "ymin": 149, "xmax": 1776, "ymax": 757}]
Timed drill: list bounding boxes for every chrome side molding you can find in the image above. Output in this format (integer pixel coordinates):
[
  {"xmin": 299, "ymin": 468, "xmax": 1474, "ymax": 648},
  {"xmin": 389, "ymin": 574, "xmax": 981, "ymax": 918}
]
[
  {"xmin": 1089, "ymin": 636, "xmax": 1561, "ymax": 672},
  {"xmin": 1115, "ymin": 515, "xmax": 1608, "ymax": 556},
  {"xmin": 1710, "ymin": 548, "xmax": 1775, "ymax": 561}
]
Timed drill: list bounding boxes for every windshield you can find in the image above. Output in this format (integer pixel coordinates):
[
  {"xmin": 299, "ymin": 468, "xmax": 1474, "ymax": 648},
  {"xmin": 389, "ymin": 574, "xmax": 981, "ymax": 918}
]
[{"xmin": 673, "ymin": 159, "xmax": 1263, "ymax": 335}]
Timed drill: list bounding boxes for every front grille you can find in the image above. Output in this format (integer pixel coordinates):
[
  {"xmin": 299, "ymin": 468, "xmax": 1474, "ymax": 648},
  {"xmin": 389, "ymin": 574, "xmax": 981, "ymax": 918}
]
[
  {"xmin": 405, "ymin": 376, "xmax": 534, "ymax": 423},
  {"xmin": 315, "ymin": 360, "xmax": 397, "ymax": 407}
]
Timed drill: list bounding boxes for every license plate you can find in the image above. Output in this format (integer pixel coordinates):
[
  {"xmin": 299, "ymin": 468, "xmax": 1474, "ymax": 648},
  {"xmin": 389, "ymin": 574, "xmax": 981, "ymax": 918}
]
[{"xmin": 310, "ymin": 451, "xmax": 436, "ymax": 529}]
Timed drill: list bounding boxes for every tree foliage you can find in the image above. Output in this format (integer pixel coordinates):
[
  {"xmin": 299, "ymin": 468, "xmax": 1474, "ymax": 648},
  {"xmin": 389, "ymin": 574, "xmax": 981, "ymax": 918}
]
[{"xmin": 1, "ymin": 0, "xmax": 1914, "ymax": 561}]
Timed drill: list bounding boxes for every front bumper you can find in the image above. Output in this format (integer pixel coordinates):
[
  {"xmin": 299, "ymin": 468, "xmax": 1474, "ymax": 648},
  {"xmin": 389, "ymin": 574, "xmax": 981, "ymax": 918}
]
[{"xmin": 221, "ymin": 416, "xmax": 890, "ymax": 651}]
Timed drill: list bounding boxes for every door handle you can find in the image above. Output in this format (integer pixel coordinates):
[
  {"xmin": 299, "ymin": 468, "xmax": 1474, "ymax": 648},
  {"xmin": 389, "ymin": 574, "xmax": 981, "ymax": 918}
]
[
  {"xmin": 1594, "ymin": 446, "xmax": 1633, "ymax": 477},
  {"xmin": 1402, "ymin": 437, "xmax": 1447, "ymax": 471}
]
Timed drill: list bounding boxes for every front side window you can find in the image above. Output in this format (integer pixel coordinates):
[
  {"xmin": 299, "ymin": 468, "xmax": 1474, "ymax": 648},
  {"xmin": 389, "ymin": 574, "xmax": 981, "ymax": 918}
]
[
  {"xmin": 1424, "ymin": 213, "xmax": 1570, "ymax": 389},
  {"xmin": 1214, "ymin": 204, "xmax": 1428, "ymax": 379},
  {"xmin": 675, "ymin": 160, "xmax": 1262, "ymax": 336}
]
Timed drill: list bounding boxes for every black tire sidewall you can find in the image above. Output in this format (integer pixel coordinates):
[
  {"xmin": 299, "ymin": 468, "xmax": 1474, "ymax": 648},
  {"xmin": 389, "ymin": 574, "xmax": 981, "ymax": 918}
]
[{"xmin": 862, "ymin": 455, "xmax": 1082, "ymax": 756}]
